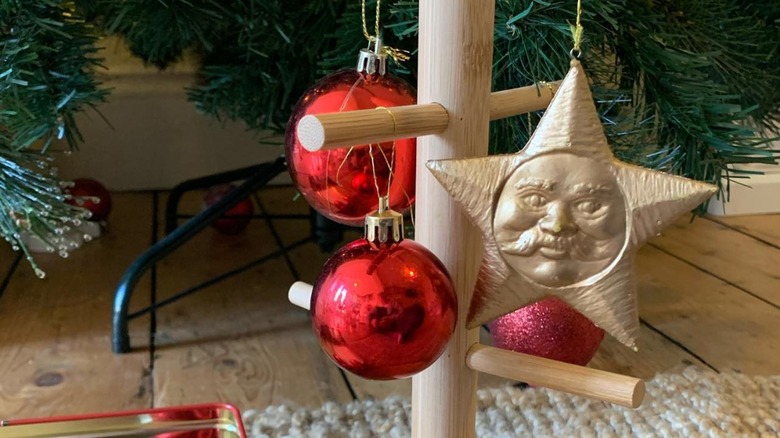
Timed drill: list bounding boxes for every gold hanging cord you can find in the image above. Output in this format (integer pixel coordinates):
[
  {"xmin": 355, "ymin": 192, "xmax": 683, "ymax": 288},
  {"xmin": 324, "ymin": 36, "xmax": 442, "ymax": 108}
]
[{"xmin": 361, "ymin": 0, "xmax": 410, "ymax": 63}]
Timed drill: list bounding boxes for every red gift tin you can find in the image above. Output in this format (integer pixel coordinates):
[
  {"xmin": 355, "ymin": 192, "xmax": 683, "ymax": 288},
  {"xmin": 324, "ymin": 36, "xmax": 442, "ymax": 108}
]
[{"xmin": 0, "ymin": 403, "xmax": 246, "ymax": 437}]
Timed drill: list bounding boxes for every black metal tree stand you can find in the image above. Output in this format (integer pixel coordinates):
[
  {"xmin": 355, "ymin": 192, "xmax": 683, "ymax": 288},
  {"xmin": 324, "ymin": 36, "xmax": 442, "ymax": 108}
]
[{"xmin": 111, "ymin": 157, "xmax": 343, "ymax": 353}]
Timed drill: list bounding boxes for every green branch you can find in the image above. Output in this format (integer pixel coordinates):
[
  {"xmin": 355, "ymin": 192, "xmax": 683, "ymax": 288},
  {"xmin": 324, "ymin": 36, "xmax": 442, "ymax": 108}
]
[
  {"xmin": 1, "ymin": 1, "xmax": 106, "ymax": 273},
  {"xmin": 3, "ymin": 0, "xmax": 779, "ymax": 270}
]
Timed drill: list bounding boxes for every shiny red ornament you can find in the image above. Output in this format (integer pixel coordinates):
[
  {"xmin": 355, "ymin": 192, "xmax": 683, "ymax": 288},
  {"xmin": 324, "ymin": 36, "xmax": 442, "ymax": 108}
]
[
  {"xmin": 285, "ymin": 68, "xmax": 416, "ymax": 226},
  {"xmin": 202, "ymin": 184, "xmax": 254, "ymax": 235},
  {"xmin": 311, "ymin": 237, "xmax": 457, "ymax": 380},
  {"xmin": 489, "ymin": 297, "xmax": 605, "ymax": 366},
  {"xmin": 66, "ymin": 178, "xmax": 112, "ymax": 222}
]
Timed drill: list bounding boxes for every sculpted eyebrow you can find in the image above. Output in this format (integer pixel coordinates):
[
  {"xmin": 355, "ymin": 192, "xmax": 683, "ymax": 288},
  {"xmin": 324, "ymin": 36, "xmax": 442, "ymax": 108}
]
[
  {"xmin": 570, "ymin": 183, "xmax": 613, "ymax": 195},
  {"xmin": 513, "ymin": 177, "xmax": 555, "ymax": 191}
]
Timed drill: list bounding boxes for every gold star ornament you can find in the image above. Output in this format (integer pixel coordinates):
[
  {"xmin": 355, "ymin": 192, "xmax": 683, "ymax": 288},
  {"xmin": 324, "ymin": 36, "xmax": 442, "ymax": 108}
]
[{"xmin": 427, "ymin": 60, "xmax": 717, "ymax": 348}]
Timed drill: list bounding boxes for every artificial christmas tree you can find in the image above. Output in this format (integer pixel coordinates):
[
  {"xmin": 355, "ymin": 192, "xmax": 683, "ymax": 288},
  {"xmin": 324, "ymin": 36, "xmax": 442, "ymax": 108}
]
[
  {"xmin": 2, "ymin": 1, "xmax": 778, "ymax": 270},
  {"xmin": 0, "ymin": 1, "xmax": 106, "ymax": 276}
]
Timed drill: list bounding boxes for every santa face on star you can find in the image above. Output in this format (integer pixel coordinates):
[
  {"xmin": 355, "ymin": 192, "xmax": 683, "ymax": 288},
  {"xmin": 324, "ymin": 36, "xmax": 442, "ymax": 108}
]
[{"xmin": 492, "ymin": 152, "xmax": 627, "ymax": 287}]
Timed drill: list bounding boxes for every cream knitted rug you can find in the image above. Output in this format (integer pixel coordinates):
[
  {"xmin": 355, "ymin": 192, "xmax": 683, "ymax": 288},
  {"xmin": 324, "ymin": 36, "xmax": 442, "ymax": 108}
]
[{"xmin": 242, "ymin": 367, "xmax": 780, "ymax": 437}]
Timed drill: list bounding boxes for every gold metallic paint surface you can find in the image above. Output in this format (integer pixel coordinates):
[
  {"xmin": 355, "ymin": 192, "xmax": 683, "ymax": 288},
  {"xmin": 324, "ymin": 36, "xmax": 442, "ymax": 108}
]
[
  {"xmin": 427, "ymin": 61, "xmax": 717, "ymax": 349},
  {"xmin": 493, "ymin": 153, "xmax": 628, "ymax": 288}
]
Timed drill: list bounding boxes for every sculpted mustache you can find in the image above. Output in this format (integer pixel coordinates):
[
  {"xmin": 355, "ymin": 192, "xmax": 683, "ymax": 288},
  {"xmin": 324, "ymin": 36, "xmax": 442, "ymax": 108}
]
[{"xmin": 498, "ymin": 229, "xmax": 612, "ymax": 261}]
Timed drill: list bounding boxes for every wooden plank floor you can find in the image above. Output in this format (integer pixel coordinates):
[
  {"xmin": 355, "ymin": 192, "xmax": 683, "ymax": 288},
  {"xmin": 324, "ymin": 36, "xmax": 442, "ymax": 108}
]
[
  {"xmin": 0, "ymin": 194, "xmax": 153, "ymax": 418},
  {"xmin": 0, "ymin": 188, "xmax": 778, "ymax": 419},
  {"xmin": 151, "ymin": 190, "xmax": 353, "ymax": 408}
]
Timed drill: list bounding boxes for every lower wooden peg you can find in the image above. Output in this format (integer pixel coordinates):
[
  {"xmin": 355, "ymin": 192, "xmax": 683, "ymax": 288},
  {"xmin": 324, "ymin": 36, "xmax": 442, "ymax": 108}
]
[{"xmin": 466, "ymin": 344, "xmax": 645, "ymax": 408}]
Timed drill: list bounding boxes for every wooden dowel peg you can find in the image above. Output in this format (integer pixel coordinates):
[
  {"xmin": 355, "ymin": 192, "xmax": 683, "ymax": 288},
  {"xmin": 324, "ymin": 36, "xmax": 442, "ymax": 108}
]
[
  {"xmin": 288, "ymin": 281, "xmax": 313, "ymax": 311},
  {"xmin": 297, "ymin": 103, "xmax": 449, "ymax": 152},
  {"xmin": 466, "ymin": 344, "xmax": 645, "ymax": 408},
  {"xmin": 488, "ymin": 81, "xmax": 560, "ymax": 121},
  {"xmin": 297, "ymin": 82, "xmax": 560, "ymax": 152}
]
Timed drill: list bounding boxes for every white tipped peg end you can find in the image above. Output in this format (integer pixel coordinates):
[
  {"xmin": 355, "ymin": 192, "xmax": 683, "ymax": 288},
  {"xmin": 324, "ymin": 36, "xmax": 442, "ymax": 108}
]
[
  {"xmin": 297, "ymin": 116, "xmax": 327, "ymax": 152},
  {"xmin": 288, "ymin": 281, "xmax": 314, "ymax": 311}
]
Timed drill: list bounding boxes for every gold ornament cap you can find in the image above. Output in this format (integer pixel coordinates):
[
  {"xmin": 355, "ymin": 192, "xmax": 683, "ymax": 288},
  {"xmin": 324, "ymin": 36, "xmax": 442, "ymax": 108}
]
[
  {"xmin": 357, "ymin": 37, "xmax": 387, "ymax": 76},
  {"xmin": 365, "ymin": 196, "xmax": 403, "ymax": 245}
]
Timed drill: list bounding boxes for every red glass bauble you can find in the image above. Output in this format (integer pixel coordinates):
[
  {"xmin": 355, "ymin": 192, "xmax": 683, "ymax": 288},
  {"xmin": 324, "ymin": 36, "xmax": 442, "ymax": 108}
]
[
  {"xmin": 66, "ymin": 178, "xmax": 112, "ymax": 222},
  {"xmin": 285, "ymin": 69, "xmax": 416, "ymax": 226},
  {"xmin": 202, "ymin": 184, "xmax": 254, "ymax": 235},
  {"xmin": 311, "ymin": 238, "xmax": 457, "ymax": 379},
  {"xmin": 489, "ymin": 297, "xmax": 605, "ymax": 366}
]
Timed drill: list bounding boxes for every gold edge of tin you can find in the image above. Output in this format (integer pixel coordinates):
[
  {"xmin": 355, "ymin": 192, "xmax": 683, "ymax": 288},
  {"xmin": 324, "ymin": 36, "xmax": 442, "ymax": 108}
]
[{"xmin": 0, "ymin": 417, "xmax": 242, "ymax": 438}]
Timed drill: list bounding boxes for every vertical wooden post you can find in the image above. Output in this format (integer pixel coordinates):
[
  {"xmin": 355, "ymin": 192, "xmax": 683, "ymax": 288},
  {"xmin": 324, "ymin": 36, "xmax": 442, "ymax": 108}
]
[{"xmin": 411, "ymin": 0, "xmax": 495, "ymax": 437}]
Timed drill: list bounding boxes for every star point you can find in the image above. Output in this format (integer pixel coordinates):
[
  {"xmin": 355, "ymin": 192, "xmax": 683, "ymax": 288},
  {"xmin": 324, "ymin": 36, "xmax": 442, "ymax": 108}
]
[{"xmin": 427, "ymin": 61, "xmax": 717, "ymax": 348}]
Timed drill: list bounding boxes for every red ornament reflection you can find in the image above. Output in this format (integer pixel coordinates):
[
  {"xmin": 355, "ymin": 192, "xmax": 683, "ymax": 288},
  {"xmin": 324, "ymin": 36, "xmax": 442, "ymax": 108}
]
[
  {"xmin": 489, "ymin": 297, "xmax": 605, "ymax": 366},
  {"xmin": 153, "ymin": 407, "xmax": 222, "ymax": 438},
  {"xmin": 66, "ymin": 178, "xmax": 112, "ymax": 222},
  {"xmin": 6, "ymin": 403, "xmax": 246, "ymax": 437},
  {"xmin": 311, "ymin": 238, "xmax": 457, "ymax": 379},
  {"xmin": 202, "ymin": 184, "xmax": 254, "ymax": 235},
  {"xmin": 285, "ymin": 69, "xmax": 416, "ymax": 226}
]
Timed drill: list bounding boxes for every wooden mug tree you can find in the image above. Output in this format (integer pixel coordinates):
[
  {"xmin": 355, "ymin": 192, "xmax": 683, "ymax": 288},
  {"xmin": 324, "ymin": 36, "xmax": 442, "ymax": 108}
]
[{"xmin": 289, "ymin": 0, "xmax": 645, "ymax": 436}]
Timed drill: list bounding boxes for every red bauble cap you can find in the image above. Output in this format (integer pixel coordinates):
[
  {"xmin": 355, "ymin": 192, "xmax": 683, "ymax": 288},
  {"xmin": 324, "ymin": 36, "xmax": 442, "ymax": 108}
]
[{"xmin": 285, "ymin": 68, "xmax": 416, "ymax": 226}]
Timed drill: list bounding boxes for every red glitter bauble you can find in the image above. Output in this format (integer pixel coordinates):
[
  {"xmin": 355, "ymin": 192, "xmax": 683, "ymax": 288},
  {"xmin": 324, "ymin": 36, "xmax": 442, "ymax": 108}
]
[
  {"xmin": 66, "ymin": 178, "xmax": 112, "ymax": 222},
  {"xmin": 285, "ymin": 69, "xmax": 416, "ymax": 226},
  {"xmin": 489, "ymin": 297, "xmax": 605, "ymax": 366},
  {"xmin": 311, "ymin": 238, "xmax": 457, "ymax": 379},
  {"xmin": 202, "ymin": 184, "xmax": 254, "ymax": 235}
]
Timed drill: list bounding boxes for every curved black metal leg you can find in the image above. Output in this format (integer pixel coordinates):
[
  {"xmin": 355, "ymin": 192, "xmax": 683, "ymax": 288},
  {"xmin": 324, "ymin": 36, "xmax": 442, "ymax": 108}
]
[
  {"xmin": 163, "ymin": 163, "xmax": 282, "ymax": 235},
  {"xmin": 311, "ymin": 208, "xmax": 344, "ymax": 252},
  {"xmin": 112, "ymin": 157, "xmax": 287, "ymax": 353}
]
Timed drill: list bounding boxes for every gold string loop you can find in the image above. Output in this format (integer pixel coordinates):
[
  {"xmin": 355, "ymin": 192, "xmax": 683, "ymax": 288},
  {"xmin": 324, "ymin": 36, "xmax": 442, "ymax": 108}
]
[
  {"xmin": 361, "ymin": 0, "xmax": 409, "ymax": 63},
  {"xmin": 374, "ymin": 106, "xmax": 398, "ymax": 135},
  {"xmin": 382, "ymin": 46, "xmax": 411, "ymax": 63},
  {"xmin": 359, "ymin": 0, "xmax": 409, "ymax": 215},
  {"xmin": 538, "ymin": 80, "xmax": 556, "ymax": 98},
  {"xmin": 569, "ymin": 0, "xmax": 584, "ymax": 59},
  {"xmin": 361, "ymin": 0, "xmax": 381, "ymax": 43}
]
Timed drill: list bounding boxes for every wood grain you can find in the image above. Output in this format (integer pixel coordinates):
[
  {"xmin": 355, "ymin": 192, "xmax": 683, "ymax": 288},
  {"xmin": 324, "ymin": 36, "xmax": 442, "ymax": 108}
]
[
  {"xmin": 488, "ymin": 81, "xmax": 559, "ymax": 121},
  {"xmin": 0, "ymin": 191, "xmax": 777, "ymax": 421},
  {"xmin": 297, "ymin": 82, "xmax": 560, "ymax": 152},
  {"xmin": 466, "ymin": 344, "xmax": 644, "ymax": 408},
  {"xmin": 297, "ymin": 103, "xmax": 448, "ymax": 152},
  {"xmin": 154, "ymin": 323, "xmax": 352, "ymax": 408},
  {"xmin": 0, "ymin": 194, "xmax": 153, "ymax": 418},
  {"xmin": 650, "ymin": 216, "xmax": 780, "ymax": 307},
  {"xmin": 346, "ymin": 329, "xmax": 512, "ymax": 400},
  {"xmin": 637, "ymin": 245, "xmax": 780, "ymax": 374},
  {"xmin": 411, "ymin": 0, "xmax": 496, "ymax": 436},
  {"xmin": 591, "ymin": 324, "xmax": 706, "ymax": 379},
  {"xmin": 152, "ymin": 190, "xmax": 353, "ymax": 410},
  {"xmin": 709, "ymin": 214, "xmax": 780, "ymax": 247},
  {"xmin": 348, "ymin": 320, "xmax": 706, "ymax": 401}
]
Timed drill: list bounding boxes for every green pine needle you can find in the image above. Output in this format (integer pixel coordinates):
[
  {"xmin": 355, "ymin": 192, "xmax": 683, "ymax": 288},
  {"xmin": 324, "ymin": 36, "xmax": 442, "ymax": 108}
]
[
  {"xmin": 1, "ymin": 1, "xmax": 107, "ymax": 273},
  {"xmin": 3, "ymin": 0, "xmax": 780, "ymax": 269}
]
